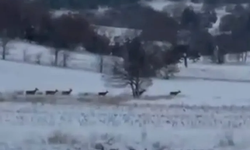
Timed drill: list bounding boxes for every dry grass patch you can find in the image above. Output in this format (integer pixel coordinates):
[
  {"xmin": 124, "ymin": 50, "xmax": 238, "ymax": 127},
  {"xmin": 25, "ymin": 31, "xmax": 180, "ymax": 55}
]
[{"xmin": 47, "ymin": 131, "xmax": 81, "ymax": 145}]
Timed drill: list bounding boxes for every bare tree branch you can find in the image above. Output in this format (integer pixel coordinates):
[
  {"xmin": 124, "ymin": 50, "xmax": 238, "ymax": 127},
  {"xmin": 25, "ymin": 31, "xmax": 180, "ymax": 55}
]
[{"xmin": 103, "ymin": 37, "xmax": 153, "ymax": 98}]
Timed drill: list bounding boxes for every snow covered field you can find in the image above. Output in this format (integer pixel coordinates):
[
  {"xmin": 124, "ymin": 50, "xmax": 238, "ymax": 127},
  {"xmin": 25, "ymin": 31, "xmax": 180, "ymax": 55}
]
[
  {"xmin": 1, "ymin": 2, "xmax": 250, "ymax": 148},
  {"xmin": 0, "ymin": 57, "xmax": 249, "ymax": 149},
  {"xmin": 177, "ymin": 62, "xmax": 250, "ymax": 82},
  {"xmin": 1, "ymin": 59, "xmax": 250, "ymax": 106},
  {"xmin": 0, "ymin": 1, "xmax": 250, "ymax": 149},
  {"xmin": 0, "ymin": 103, "xmax": 250, "ymax": 150}
]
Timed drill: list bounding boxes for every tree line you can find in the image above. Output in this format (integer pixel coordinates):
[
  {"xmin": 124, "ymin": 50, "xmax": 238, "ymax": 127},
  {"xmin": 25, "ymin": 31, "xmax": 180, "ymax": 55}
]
[
  {"xmin": 1, "ymin": 0, "xmax": 250, "ymax": 64},
  {"xmin": 33, "ymin": 0, "xmax": 250, "ymax": 10},
  {"xmin": 36, "ymin": 0, "xmax": 140, "ymax": 10},
  {"xmin": 89, "ymin": 2, "xmax": 250, "ymax": 64},
  {"xmin": 0, "ymin": 0, "xmax": 112, "ymax": 63}
]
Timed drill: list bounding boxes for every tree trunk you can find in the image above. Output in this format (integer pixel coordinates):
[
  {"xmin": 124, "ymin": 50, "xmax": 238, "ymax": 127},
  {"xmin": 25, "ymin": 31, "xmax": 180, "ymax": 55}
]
[
  {"xmin": 184, "ymin": 53, "xmax": 188, "ymax": 68},
  {"xmin": 2, "ymin": 47, "xmax": 6, "ymax": 60},
  {"xmin": 236, "ymin": 53, "xmax": 241, "ymax": 62},
  {"xmin": 130, "ymin": 83, "xmax": 136, "ymax": 98},
  {"xmin": 54, "ymin": 49, "xmax": 60, "ymax": 66},
  {"xmin": 130, "ymin": 77, "xmax": 141, "ymax": 98},
  {"xmin": 244, "ymin": 52, "xmax": 248, "ymax": 62},
  {"xmin": 217, "ymin": 53, "xmax": 224, "ymax": 64},
  {"xmin": 134, "ymin": 76, "xmax": 140, "ymax": 98},
  {"xmin": 2, "ymin": 42, "xmax": 7, "ymax": 60},
  {"xmin": 99, "ymin": 55, "xmax": 103, "ymax": 73},
  {"xmin": 62, "ymin": 52, "xmax": 67, "ymax": 67}
]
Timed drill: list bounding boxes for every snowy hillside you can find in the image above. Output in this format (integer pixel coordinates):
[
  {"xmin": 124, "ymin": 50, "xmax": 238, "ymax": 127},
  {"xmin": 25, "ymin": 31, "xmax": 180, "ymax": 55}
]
[
  {"xmin": 2, "ymin": 40, "xmax": 250, "ymax": 83},
  {"xmin": 2, "ymin": 40, "xmax": 121, "ymax": 73},
  {"xmin": 177, "ymin": 62, "xmax": 250, "ymax": 82},
  {"xmin": 1, "ymin": 0, "xmax": 250, "ymax": 150},
  {"xmin": 1, "ymin": 59, "xmax": 250, "ymax": 106},
  {"xmin": 0, "ymin": 53, "xmax": 250, "ymax": 149}
]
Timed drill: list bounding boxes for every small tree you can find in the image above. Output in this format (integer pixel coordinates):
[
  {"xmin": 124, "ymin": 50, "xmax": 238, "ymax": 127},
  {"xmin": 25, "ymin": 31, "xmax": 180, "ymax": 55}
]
[
  {"xmin": 91, "ymin": 35, "xmax": 110, "ymax": 73},
  {"xmin": 172, "ymin": 44, "xmax": 190, "ymax": 67},
  {"xmin": 0, "ymin": 30, "xmax": 12, "ymax": 60},
  {"xmin": 48, "ymin": 13, "xmax": 92, "ymax": 66},
  {"xmin": 35, "ymin": 53, "xmax": 43, "ymax": 64},
  {"xmin": 50, "ymin": 47, "xmax": 61, "ymax": 66},
  {"xmin": 61, "ymin": 50, "xmax": 71, "ymax": 68},
  {"xmin": 0, "ymin": 37, "xmax": 10, "ymax": 60},
  {"xmin": 105, "ymin": 60, "xmax": 152, "ymax": 98},
  {"xmin": 159, "ymin": 48, "xmax": 182, "ymax": 79},
  {"xmin": 98, "ymin": 54, "xmax": 104, "ymax": 73},
  {"xmin": 104, "ymin": 37, "xmax": 153, "ymax": 98}
]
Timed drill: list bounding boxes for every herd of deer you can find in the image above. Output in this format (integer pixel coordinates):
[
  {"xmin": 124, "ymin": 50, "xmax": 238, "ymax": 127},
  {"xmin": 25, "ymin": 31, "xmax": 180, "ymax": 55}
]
[
  {"xmin": 138, "ymin": 89, "xmax": 181, "ymax": 96},
  {"xmin": 22, "ymin": 88, "xmax": 110, "ymax": 96},
  {"xmin": 21, "ymin": 88, "xmax": 181, "ymax": 96},
  {"xmin": 24, "ymin": 88, "xmax": 72, "ymax": 95}
]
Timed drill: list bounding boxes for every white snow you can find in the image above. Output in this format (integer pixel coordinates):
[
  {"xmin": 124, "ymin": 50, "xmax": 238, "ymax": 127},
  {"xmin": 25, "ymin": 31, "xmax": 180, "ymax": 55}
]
[
  {"xmin": 208, "ymin": 7, "xmax": 230, "ymax": 35},
  {"xmin": 144, "ymin": 0, "xmax": 203, "ymax": 12},
  {"xmin": 0, "ymin": 60, "xmax": 119, "ymax": 94},
  {"xmin": 51, "ymin": 10, "xmax": 78, "ymax": 17},
  {"xmin": 3, "ymin": 40, "xmax": 120, "ymax": 73},
  {"xmin": 177, "ymin": 62, "xmax": 250, "ymax": 81},
  {"xmin": 1, "ymin": 59, "xmax": 250, "ymax": 106},
  {"xmin": 3, "ymin": 40, "xmax": 250, "ymax": 83},
  {"xmin": 1, "ymin": 2, "xmax": 250, "ymax": 148},
  {"xmin": 0, "ymin": 102, "xmax": 249, "ymax": 150},
  {"xmin": 93, "ymin": 25, "xmax": 142, "ymax": 44},
  {"xmin": 0, "ymin": 52, "xmax": 249, "ymax": 149}
]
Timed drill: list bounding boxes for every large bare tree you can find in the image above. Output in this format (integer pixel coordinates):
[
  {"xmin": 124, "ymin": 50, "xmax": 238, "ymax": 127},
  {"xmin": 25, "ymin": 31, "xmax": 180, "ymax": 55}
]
[{"xmin": 104, "ymin": 37, "xmax": 153, "ymax": 98}]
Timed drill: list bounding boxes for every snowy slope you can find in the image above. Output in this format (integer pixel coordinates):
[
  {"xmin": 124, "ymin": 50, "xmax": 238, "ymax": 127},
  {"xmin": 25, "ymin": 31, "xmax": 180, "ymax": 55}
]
[
  {"xmin": 0, "ymin": 56, "xmax": 250, "ymax": 150},
  {"xmin": 177, "ymin": 62, "xmax": 250, "ymax": 82},
  {"xmin": 1, "ymin": 60, "xmax": 250, "ymax": 106},
  {"xmin": 3, "ymin": 40, "xmax": 120, "ymax": 73},
  {"xmin": 0, "ymin": 60, "xmax": 123, "ymax": 94},
  {"xmin": 1, "ymin": 2, "xmax": 250, "ymax": 150},
  {"xmin": 3, "ymin": 40, "xmax": 250, "ymax": 83}
]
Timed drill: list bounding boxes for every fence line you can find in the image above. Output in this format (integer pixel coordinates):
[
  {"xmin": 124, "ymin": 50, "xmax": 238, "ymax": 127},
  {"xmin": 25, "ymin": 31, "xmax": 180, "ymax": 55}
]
[
  {"xmin": 4, "ymin": 57, "xmax": 97, "ymax": 72},
  {"xmin": 2, "ymin": 52, "xmax": 115, "ymax": 74}
]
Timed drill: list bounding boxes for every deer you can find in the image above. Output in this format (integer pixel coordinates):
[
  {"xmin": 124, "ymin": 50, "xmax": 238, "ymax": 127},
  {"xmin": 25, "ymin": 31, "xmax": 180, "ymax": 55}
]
[
  {"xmin": 61, "ymin": 88, "xmax": 72, "ymax": 95},
  {"xmin": 45, "ymin": 89, "xmax": 58, "ymax": 95},
  {"xmin": 98, "ymin": 91, "xmax": 108, "ymax": 96},
  {"xmin": 25, "ymin": 88, "xmax": 39, "ymax": 95},
  {"xmin": 169, "ymin": 90, "xmax": 181, "ymax": 96}
]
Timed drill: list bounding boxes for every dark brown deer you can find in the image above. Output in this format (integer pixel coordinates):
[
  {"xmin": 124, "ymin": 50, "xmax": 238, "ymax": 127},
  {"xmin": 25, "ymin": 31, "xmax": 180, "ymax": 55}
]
[
  {"xmin": 45, "ymin": 89, "xmax": 58, "ymax": 95},
  {"xmin": 25, "ymin": 88, "xmax": 39, "ymax": 95},
  {"xmin": 98, "ymin": 91, "xmax": 108, "ymax": 96},
  {"xmin": 61, "ymin": 88, "xmax": 72, "ymax": 95},
  {"xmin": 170, "ymin": 90, "xmax": 181, "ymax": 96}
]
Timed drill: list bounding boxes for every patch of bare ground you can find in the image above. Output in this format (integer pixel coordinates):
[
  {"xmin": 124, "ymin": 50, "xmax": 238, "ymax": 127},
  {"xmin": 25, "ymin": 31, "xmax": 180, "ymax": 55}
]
[{"xmin": 77, "ymin": 95, "xmax": 130, "ymax": 105}]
